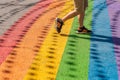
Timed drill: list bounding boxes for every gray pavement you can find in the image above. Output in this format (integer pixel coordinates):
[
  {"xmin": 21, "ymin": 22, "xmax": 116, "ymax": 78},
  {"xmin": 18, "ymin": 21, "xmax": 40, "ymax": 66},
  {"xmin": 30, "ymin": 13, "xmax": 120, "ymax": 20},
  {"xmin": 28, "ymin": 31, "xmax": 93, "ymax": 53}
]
[{"xmin": 0, "ymin": 0, "xmax": 41, "ymax": 35}]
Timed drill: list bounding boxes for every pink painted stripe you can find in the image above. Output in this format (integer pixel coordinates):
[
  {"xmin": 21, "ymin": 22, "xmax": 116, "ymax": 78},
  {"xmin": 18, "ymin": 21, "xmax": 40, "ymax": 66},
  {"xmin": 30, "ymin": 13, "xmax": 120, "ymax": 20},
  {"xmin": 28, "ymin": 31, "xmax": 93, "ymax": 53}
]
[
  {"xmin": 107, "ymin": 0, "xmax": 120, "ymax": 79},
  {"xmin": 0, "ymin": 0, "xmax": 52, "ymax": 64}
]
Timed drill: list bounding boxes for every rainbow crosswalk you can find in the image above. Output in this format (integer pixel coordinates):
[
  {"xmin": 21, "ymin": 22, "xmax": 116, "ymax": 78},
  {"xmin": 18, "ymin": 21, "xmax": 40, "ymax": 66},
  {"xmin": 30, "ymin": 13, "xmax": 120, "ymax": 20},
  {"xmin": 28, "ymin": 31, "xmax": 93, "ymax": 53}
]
[{"xmin": 0, "ymin": 0, "xmax": 120, "ymax": 80}]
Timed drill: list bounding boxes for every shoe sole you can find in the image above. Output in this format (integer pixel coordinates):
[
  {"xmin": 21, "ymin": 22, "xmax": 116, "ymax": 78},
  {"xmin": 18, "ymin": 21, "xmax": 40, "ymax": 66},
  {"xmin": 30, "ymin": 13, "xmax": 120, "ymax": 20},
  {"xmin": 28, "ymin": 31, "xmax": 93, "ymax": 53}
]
[{"xmin": 76, "ymin": 31, "xmax": 92, "ymax": 34}]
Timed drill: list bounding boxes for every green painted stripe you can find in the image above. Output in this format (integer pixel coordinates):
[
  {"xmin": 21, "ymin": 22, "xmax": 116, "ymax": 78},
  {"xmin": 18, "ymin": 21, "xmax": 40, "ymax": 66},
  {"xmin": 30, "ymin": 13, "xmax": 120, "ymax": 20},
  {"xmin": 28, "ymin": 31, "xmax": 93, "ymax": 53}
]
[{"xmin": 56, "ymin": 0, "xmax": 93, "ymax": 80}]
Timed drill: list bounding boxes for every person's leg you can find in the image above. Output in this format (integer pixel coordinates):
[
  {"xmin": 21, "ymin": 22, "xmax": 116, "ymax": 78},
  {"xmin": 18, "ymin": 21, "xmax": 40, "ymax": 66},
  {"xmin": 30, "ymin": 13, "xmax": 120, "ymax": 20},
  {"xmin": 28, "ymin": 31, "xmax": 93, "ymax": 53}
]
[
  {"xmin": 56, "ymin": 10, "xmax": 79, "ymax": 29},
  {"xmin": 78, "ymin": 0, "xmax": 88, "ymax": 28},
  {"xmin": 75, "ymin": 0, "xmax": 91, "ymax": 33},
  {"xmin": 62, "ymin": 10, "xmax": 79, "ymax": 22},
  {"xmin": 77, "ymin": 11, "xmax": 91, "ymax": 33},
  {"xmin": 78, "ymin": 11, "xmax": 85, "ymax": 28},
  {"xmin": 55, "ymin": 0, "xmax": 91, "ymax": 33},
  {"xmin": 55, "ymin": 0, "xmax": 82, "ymax": 27},
  {"xmin": 54, "ymin": 10, "xmax": 79, "ymax": 33}
]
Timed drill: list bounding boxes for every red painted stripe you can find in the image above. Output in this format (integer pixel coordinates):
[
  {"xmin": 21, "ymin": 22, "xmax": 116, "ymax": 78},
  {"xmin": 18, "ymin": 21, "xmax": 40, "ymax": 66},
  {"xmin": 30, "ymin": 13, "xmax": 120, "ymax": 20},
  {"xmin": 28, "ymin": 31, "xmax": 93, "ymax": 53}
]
[{"xmin": 0, "ymin": 0, "xmax": 52, "ymax": 64}]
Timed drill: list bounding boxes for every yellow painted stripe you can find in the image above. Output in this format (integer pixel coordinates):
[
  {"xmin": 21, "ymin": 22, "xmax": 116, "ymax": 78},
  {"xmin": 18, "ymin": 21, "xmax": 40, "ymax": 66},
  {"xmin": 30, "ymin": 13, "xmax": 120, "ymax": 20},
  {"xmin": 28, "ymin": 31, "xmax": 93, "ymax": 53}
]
[{"xmin": 23, "ymin": 0, "xmax": 74, "ymax": 80}]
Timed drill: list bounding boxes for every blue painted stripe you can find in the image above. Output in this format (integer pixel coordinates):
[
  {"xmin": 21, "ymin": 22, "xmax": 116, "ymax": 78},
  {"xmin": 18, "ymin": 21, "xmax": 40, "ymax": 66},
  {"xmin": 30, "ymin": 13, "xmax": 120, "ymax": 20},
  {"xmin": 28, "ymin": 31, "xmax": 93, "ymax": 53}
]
[{"xmin": 89, "ymin": 0, "xmax": 118, "ymax": 80}]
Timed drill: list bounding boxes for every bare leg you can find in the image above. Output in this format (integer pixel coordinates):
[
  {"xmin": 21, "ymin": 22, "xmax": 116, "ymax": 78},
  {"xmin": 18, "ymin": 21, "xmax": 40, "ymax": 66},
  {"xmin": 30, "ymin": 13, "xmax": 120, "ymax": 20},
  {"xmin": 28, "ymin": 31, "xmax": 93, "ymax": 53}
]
[
  {"xmin": 61, "ymin": 10, "xmax": 85, "ymax": 29},
  {"xmin": 62, "ymin": 10, "xmax": 79, "ymax": 22},
  {"xmin": 78, "ymin": 11, "xmax": 85, "ymax": 29},
  {"xmin": 77, "ymin": 10, "xmax": 91, "ymax": 33},
  {"xmin": 56, "ymin": 10, "xmax": 79, "ymax": 29}
]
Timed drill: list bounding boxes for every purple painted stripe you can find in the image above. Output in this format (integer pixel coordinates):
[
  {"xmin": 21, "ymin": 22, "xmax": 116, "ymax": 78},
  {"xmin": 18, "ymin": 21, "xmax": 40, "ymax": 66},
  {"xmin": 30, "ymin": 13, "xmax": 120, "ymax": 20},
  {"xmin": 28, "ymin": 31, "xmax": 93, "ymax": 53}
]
[{"xmin": 107, "ymin": 0, "xmax": 120, "ymax": 79}]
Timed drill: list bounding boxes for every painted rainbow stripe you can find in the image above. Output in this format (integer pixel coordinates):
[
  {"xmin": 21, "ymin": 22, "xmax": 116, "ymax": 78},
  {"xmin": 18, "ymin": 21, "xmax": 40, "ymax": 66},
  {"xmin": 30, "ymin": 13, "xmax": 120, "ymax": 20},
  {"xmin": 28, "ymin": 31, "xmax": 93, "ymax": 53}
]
[
  {"xmin": 89, "ymin": 0, "xmax": 118, "ymax": 79},
  {"xmin": 0, "ymin": 0, "xmax": 120, "ymax": 80}
]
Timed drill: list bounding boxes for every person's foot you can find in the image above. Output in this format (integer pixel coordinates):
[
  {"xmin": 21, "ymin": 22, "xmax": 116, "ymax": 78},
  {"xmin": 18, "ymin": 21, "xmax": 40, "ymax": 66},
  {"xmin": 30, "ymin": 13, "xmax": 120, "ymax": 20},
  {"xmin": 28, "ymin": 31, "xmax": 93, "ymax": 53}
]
[
  {"xmin": 55, "ymin": 18, "xmax": 63, "ymax": 33},
  {"xmin": 76, "ymin": 26, "xmax": 92, "ymax": 34}
]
